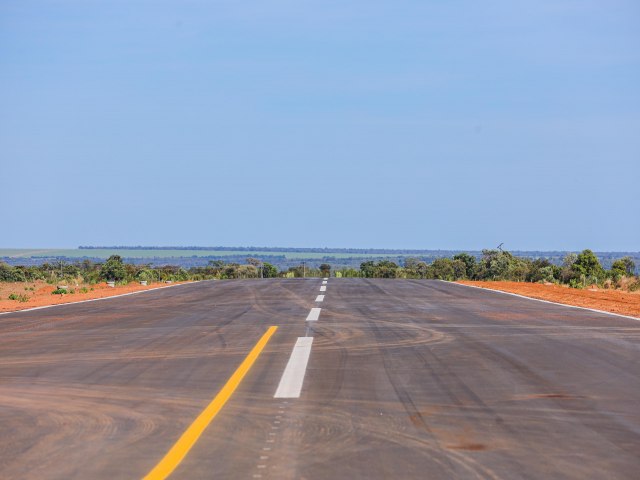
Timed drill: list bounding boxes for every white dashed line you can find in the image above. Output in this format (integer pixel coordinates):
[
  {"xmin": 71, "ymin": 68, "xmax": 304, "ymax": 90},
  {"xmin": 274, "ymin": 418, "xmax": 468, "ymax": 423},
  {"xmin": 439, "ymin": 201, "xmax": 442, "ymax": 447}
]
[
  {"xmin": 315, "ymin": 294, "xmax": 324, "ymax": 302},
  {"xmin": 319, "ymin": 286, "xmax": 326, "ymax": 292},
  {"xmin": 274, "ymin": 337, "xmax": 314, "ymax": 398},
  {"xmin": 306, "ymin": 307, "xmax": 321, "ymax": 321}
]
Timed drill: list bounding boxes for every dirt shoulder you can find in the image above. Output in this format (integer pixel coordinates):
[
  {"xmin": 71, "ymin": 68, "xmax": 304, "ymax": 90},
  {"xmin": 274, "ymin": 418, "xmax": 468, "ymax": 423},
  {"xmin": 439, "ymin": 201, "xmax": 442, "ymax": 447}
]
[
  {"xmin": 457, "ymin": 281, "xmax": 640, "ymax": 319},
  {"xmin": 0, "ymin": 280, "xmax": 190, "ymax": 313}
]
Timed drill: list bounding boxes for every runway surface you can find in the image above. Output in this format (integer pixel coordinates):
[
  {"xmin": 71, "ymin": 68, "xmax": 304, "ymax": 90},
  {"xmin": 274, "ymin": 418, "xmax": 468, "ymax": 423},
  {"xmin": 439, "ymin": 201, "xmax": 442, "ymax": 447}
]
[{"xmin": 0, "ymin": 279, "xmax": 638, "ymax": 479}]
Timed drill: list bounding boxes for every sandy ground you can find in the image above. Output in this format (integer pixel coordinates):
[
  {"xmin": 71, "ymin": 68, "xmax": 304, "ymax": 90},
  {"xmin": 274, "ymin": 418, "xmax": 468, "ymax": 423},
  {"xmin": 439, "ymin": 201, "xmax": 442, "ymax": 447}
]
[
  {"xmin": 0, "ymin": 280, "xmax": 188, "ymax": 313},
  {"xmin": 457, "ymin": 280, "xmax": 640, "ymax": 318}
]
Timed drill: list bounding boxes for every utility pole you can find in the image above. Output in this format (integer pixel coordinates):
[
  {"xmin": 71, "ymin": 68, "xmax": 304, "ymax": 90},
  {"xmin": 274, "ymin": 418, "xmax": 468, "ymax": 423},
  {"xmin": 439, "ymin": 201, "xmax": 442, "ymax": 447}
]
[{"xmin": 302, "ymin": 261, "xmax": 306, "ymax": 278}]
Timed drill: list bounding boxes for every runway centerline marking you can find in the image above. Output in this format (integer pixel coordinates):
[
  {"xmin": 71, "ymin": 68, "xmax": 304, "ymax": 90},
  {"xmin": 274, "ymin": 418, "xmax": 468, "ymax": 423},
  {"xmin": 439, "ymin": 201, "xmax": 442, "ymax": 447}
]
[
  {"xmin": 315, "ymin": 295, "xmax": 325, "ymax": 302},
  {"xmin": 306, "ymin": 307, "xmax": 322, "ymax": 321},
  {"xmin": 274, "ymin": 337, "xmax": 314, "ymax": 398},
  {"xmin": 322, "ymin": 280, "xmax": 328, "ymax": 285},
  {"xmin": 319, "ymin": 286, "xmax": 326, "ymax": 292},
  {"xmin": 143, "ymin": 326, "xmax": 278, "ymax": 480}
]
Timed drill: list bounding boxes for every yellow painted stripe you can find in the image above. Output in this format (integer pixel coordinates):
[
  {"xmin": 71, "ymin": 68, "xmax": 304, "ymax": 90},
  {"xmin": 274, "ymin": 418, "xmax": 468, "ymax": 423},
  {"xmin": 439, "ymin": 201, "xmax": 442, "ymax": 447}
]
[{"xmin": 143, "ymin": 325, "xmax": 278, "ymax": 480}]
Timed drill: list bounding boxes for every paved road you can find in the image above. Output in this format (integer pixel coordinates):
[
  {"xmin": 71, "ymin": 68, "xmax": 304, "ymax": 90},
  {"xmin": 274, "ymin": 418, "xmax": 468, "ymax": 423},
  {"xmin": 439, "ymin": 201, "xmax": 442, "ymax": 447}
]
[{"xmin": 0, "ymin": 279, "xmax": 638, "ymax": 479}]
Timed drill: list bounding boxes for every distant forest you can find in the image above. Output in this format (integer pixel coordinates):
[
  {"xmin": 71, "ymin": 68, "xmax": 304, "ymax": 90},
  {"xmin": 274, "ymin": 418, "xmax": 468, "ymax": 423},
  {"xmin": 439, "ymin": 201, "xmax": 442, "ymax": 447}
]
[{"xmin": 71, "ymin": 246, "xmax": 639, "ymax": 273}]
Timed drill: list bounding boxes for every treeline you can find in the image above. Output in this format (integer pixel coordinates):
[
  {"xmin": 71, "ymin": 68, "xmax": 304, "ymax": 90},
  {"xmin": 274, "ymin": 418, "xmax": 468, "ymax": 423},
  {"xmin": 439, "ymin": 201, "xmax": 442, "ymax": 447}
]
[
  {"xmin": 338, "ymin": 249, "xmax": 638, "ymax": 290},
  {"xmin": 0, "ymin": 256, "xmax": 331, "ymax": 284},
  {"xmin": 1, "ymin": 249, "xmax": 637, "ymax": 291}
]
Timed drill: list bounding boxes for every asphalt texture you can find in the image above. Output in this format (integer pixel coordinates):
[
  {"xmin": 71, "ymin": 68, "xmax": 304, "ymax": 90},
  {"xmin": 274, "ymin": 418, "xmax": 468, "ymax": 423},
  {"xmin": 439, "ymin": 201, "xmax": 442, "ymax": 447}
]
[{"xmin": 0, "ymin": 279, "xmax": 639, "ymax": 479}]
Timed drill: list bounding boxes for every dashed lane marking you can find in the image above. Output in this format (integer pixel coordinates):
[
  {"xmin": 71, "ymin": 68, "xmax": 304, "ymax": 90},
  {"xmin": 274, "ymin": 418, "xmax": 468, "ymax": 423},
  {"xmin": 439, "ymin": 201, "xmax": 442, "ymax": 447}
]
[
  {"xmin": 319, "ymin": 286, "xmax": 326, "ymax": 292},
  {"xmin": 306, "ymin": 307, "xmax": 322, "ymax": 321},
  {"xmin": 274, "ymin": 337, "xmax": 314, "ymax": 398},
  {"xmin": 315, "ymin": 295, "xmax": 324, "ymax": 302}
]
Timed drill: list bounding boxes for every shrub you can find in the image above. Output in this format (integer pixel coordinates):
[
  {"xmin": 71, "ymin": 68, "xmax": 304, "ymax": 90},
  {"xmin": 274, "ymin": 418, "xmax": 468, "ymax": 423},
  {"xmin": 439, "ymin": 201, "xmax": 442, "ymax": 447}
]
[
  {"xmin": 51, "ymin": 288, "xmax": 67, "ymax": 295},
  {"xmin": 80, "ymin": 287, "xmax": 89, "ymax": 293},
  {"xmin": 8, "ymin": 293, "xmax": 29, "ymax": 302},
  {"xmin": 569, "ymin": 279, "xmax": 584, "ymax": 289},
  {"xmin": 99, "ymin": 255, "xmax": 127, "ymax": 282}
]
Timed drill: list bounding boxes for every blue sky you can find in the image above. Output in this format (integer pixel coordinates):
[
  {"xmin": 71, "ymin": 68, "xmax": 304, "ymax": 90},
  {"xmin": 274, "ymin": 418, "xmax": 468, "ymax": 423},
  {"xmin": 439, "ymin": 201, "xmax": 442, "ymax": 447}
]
[{"xmin": 1, "ymin": 0, "xmax": 639, "ymax": 250}]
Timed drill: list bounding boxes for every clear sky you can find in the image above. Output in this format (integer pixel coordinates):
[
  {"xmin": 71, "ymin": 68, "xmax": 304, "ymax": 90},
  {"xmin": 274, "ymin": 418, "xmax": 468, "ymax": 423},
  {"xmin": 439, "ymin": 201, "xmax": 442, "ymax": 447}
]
[{"xmin": 1, "ymin": 1, "xmax": 639, "ymax": 251}]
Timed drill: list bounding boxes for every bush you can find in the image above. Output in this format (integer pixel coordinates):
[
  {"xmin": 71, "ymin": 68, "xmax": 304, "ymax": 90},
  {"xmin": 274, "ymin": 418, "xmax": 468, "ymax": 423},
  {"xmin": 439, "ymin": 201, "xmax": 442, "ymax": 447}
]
[
  {"xmin": 0, "ymin": 263, "xmax": 27, "ymax": 282},
  {"xmin": 99, "ymin": 255, "xmax": 127, "ymax": 282},
  {"xmin": 51, "ymin": 288, "xmax": 67, "ymax": 295},
  {"xmin": 8, "ymin": 293, "xmax": 29, "ymax": 302},
  {"xmin": 136, "ymin": 269, "xmax": 156, "ymax": 282},
  {"xmin": 569, "ymin": 279, "xmax": 584, "ymax": 289}
]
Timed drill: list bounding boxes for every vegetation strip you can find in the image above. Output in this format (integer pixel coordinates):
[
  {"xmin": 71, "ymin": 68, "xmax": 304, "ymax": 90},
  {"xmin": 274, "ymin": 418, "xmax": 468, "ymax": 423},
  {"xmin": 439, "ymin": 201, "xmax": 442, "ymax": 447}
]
[{"xmin": 143, "ymin": 326, "xmax": 278, "ymax": 480}]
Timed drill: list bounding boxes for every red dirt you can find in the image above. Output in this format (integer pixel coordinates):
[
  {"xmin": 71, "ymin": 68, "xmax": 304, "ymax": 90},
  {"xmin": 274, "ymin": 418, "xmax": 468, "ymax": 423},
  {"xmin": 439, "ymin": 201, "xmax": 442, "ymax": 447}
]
[
  {"xmin": 458, "ymin": 281, "xmax": 640, "ymax": 318},
  {"xmin": 0, "ymin": 281, "xmax": 189, "ymax": 313}
]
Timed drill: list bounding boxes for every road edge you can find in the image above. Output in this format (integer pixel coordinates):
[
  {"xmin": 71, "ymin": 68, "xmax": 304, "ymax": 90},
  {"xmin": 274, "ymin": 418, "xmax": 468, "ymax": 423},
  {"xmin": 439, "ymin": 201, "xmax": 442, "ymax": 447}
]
[
  {"xmin": 446, "ymin": 280, "xmax": 640, "ymax": 321},
  {"xmin": 0, "ymin": 280, "xmax": 213, "ymax": 316}
]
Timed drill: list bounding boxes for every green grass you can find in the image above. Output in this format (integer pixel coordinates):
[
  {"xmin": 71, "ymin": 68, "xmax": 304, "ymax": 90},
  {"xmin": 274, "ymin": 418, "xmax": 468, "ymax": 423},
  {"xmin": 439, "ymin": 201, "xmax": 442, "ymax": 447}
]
[{"xmin": 0, "ymin": 248, "xmax": 404, "ymax": 260}]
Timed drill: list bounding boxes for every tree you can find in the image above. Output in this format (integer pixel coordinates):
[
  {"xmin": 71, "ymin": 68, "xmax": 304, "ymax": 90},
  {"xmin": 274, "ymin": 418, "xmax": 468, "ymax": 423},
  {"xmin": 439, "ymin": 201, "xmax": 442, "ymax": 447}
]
[
  {"xmin": 404, "ymin": 257, "xmax": 429, "ymax": 278},
  {"xmin": 508, "ymin": 258, "xmax": 531, "ymax": 281},
  {"xmin": 376, "ymin": 260, "xmax": 399, "ymax": 278},
  {"xmin": 477, "ymin": 249, "xmax": 514, "ymax": 280},
  {"xmin": 451, "ymin": 259, "xmax": 467, "ymax": 280},
  {"xmin": 527, "ymin": 259, "xmax": 553, "ymax": 283},
  {"xmin": 99, "ymin": 255, "xmax": 127, "ymax": 282},
  {"xmin": 262, "ymin": 262, "xmax": 278, "ymax": 278},
  {"xmin": 0, "ymin": 262, "xmax": 26, "ymax": 282},
  {"xmin": 611, "ymin": 257, "xmax": 636, "ymax": 277},
  {"xmin": 560, "ymin": 253, "xmax": 578, "ymax": 283},
  {"xmin": 359, "ymin": 260, "xmax": 398, "ymax": 278},
  {"xmin": 360, "ymin": 261, "xmax": 376, "ymax": 278},
  {"xmin": 573, "ymin": 249, "xmax": 604, "ymax": 280},
  {"xmin": 431, "ymin": 258, "xmax": 455, "ymax": 280},
  {"xmin": 319, "ymin": 264, "xmax": 331, "ymax": 277},
  {"xmin": 452, "ymin": 253, "xmax": 476, "ymax": 279}
]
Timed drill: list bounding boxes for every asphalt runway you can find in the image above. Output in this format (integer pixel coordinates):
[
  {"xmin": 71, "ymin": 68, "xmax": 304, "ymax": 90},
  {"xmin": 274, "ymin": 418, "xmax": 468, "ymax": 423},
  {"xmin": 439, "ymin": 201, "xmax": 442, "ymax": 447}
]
[{"xmin": 0, "ymin": 279, "xmax": 638, "ymax": 479}]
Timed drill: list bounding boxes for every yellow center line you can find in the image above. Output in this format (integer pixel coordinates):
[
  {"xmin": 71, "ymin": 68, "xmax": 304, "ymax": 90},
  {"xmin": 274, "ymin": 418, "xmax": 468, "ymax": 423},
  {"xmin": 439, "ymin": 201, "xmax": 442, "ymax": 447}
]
[{"xmin": 143, "ymin": 325, "xmax": 278, "ymax": 480}]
